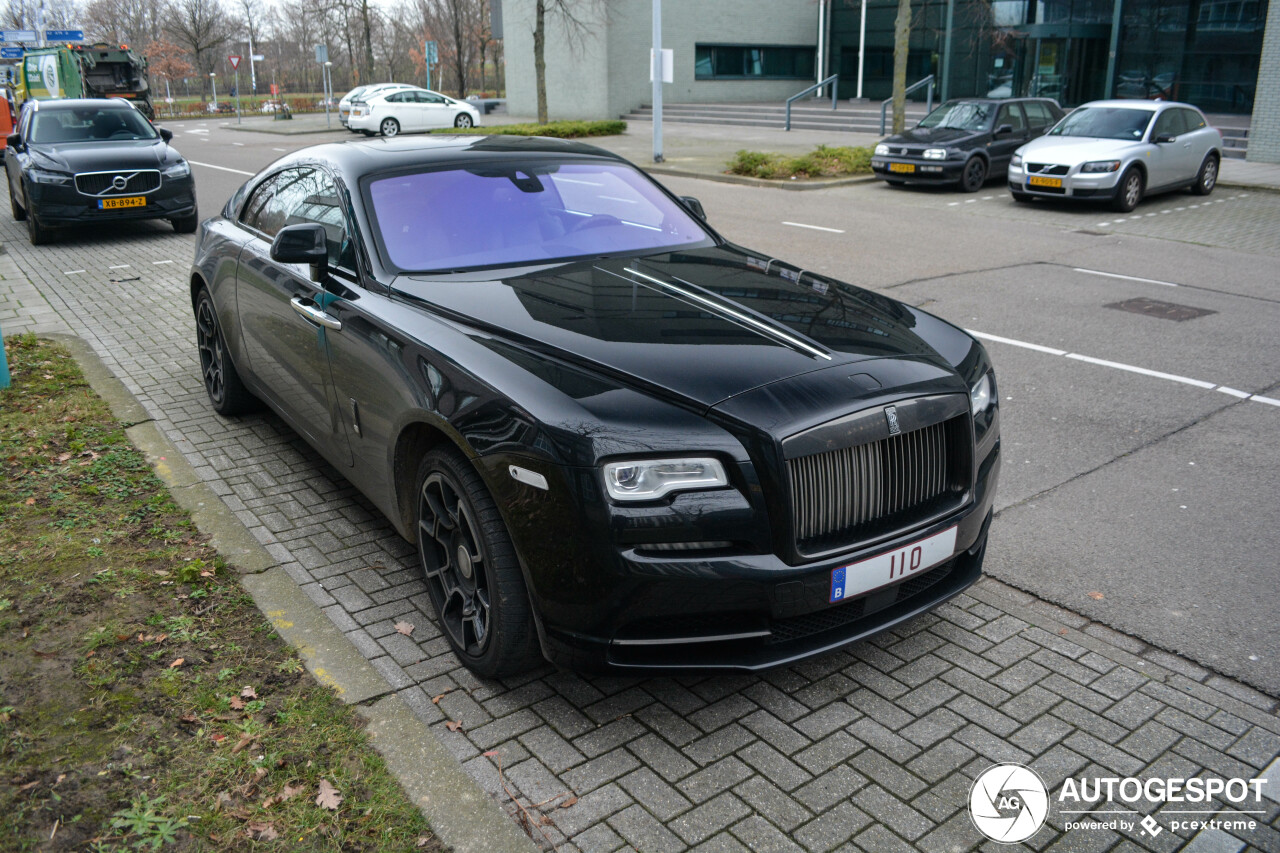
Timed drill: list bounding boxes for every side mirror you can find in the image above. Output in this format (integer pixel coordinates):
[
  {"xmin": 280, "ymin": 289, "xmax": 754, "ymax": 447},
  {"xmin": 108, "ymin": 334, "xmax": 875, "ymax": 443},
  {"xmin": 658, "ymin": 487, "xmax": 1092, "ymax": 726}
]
[
  {"xmin": 680, "ymin": 196, "xmax": 706, "ymax": 221},
  {"xmin": 271, "ymin": 223, "xmax": 328, "ymax": 280},
  {"xmin": 1155, "ymin": 133, "xmax": 1176, "ymax": 143},
  {"xmin": 158, "ymin": 127, "xmax": 173, "ymax": 142},
  {"xmin": 994, "ymin": 124, "xmax": 1014, "ymax": 137},
  {"xmin": 6, "ymin": 132, "xmax": 20, "ymax": 152}
]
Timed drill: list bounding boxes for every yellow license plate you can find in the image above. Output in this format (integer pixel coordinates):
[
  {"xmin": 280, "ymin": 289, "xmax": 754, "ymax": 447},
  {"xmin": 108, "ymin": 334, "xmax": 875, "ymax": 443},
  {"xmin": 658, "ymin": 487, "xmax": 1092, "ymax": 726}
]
[
  {"xmin": 99, "ymin": 196, "xmax": 147, "ymax": 209},
  {"xmin": 1028, "ymin": 176, "xmax": 1062, "ymax": 188},
  {"xmin": 888, "ymin": 163, "xmax": 915, "ymax": 174}
]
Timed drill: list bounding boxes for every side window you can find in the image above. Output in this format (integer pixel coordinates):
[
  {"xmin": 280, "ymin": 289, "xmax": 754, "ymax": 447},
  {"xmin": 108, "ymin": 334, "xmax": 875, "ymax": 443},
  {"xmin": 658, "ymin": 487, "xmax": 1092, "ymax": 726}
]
[
  {"xmin": 419, "ymin": 92, "xmax": 447, "ymax": 104},
  {"xmin": 997, "ymin": 103, "xmax": 1026, "ymax": 132},
  {"xmin": 239, "ymin": 172, "xmax": 283, "ymax": 232},
  {"xmin": 385, "ymin": 92, "xmax": 408, "ymax": 104},
  {"xmin": 1152, "ymin": 110, "xmax": 1185, "ymax": 139},
  {"xmin": 1023, "ymin": 102, "xmax": 1054, "ymax": 130},
  {"xmin": 1181, "ymin": 108, "xmax": 1207, "ymax": 131}
]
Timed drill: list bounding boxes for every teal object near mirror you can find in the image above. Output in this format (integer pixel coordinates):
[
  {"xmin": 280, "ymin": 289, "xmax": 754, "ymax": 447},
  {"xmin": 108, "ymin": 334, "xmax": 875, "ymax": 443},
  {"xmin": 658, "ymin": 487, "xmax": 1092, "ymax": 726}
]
[{"xmin": 0, "ymin": 322, "xmax": 10, "ymax": 390}]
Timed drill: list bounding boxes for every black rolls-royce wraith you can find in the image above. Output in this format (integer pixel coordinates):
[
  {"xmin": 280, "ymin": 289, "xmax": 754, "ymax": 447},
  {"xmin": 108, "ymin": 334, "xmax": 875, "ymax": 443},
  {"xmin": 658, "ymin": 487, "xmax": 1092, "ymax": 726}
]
[{"xmin": 190, "ymin": 135, "xmax": 1001, "ymax": 676}]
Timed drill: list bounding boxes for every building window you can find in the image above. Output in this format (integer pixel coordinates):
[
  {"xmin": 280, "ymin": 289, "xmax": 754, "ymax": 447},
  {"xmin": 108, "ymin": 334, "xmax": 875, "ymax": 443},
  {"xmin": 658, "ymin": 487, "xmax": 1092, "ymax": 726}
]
[{"xmin": 694, "ymin": 44, "xmax": 816, "ymax": 80}]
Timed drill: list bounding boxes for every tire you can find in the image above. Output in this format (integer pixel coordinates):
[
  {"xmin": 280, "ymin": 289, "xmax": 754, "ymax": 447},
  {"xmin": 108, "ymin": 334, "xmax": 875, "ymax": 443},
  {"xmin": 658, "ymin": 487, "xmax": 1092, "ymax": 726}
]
[
  {"xmin": 1011, "ymin": 191, "xmax": 1032, "ymax": 203},
  {"xmin": 380, "ymin": 117, "xmax": 400, "ymax": 137},
  {"xmin": 454, "ymin": 113, "xmax": 474, "ymax": 129},
  {"xmin": 960, "ymin": 156, "xmax": 987, "ymax": 193},
  {"xmin": 885, "ymin": 179, "xmax": 906, "ymax": 187},
  {"xmin": 9, "ymin": 183, "xmax": 25, "ymax": 221},
  {"xmin": 1191, "ymin": 154, "xmax": 1218, "ymax": 196},
  {"xmin": 416, "ymin": 446, "xmax": 540, "ymax": 678},
  {"xmin": 1111, "ymin": 166, "xmax": 1144, "ymax": 212},
  {"xmin": 172, "ymin": 205, "xmax": 199, "ymax": 234},
  {"xmin": 194, "ymin": 287, "xmax": 258, "ymax": 416},
  {"xmin": 25, "ymin": 203, "xmax": 49, "ymax": 245}
]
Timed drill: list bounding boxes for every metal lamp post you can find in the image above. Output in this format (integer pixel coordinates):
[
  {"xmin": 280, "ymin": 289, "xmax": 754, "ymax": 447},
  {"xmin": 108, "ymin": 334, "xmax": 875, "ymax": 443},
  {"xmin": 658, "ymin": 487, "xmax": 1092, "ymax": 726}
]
[
  {"xmin": 210, "ymin": 72, "xmax": 218, "ymax": 109},
  {"xmin": 324, "ymin": 61, "xmax": 333, "ymax": 129}
]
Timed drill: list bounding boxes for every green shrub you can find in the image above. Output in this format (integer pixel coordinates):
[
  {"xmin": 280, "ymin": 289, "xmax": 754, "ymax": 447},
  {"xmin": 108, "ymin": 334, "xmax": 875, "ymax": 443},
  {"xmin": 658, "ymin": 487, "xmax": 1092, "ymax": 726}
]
[
  {"xmin": 727, "ymin": 144, "xmax": 873, "ymax": 179},
  {"xmin": 436, "ymin": 119, "xmax": 626, "ymax": 138}
]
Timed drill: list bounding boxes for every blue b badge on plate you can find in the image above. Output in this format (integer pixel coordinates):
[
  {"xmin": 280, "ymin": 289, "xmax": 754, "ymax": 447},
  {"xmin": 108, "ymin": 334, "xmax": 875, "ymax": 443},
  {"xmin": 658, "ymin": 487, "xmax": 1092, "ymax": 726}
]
[{"xmin": 830, "ymin": 567, "xmax": 846, "ymax": 603}]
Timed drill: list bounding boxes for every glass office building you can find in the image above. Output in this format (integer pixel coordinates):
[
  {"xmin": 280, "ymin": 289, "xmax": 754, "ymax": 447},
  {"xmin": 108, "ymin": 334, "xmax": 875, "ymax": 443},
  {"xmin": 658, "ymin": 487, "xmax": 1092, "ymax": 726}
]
[{"xmin": 830, "ymin": 0, "xmax": 1268, "ymax": 114}]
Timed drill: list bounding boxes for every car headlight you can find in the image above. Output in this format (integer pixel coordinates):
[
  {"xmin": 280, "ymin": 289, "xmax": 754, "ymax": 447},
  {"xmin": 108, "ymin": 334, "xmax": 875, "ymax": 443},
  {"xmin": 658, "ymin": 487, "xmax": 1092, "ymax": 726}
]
[
  {"xmin": 603, "ymin": 457, "xmax": 729, "ymax": 501},
  {"xmin": 163, "ymin": 160, "xmax": 190, "ymax": 179},
  {"xmin": 1010, "ymin": 154, "xmax": 1022, "ymax": 167},
  {"xmin": 29, "ymin": 167, "xmax": 71, "ymax": 185},
  {"xmin": 923, "ymin": 148, "xmax": 948, "ymax": 160},
  {"xmin": 970, "ymin": 373, "xmax": 994, "ymax": 417},
  {"xmin": 874, "ymin": 143, "xmax": 889, "ymax": 156},
  {"xmin": 1081, "ymin": 160, "xmax": 1121, "ymax": 173}
]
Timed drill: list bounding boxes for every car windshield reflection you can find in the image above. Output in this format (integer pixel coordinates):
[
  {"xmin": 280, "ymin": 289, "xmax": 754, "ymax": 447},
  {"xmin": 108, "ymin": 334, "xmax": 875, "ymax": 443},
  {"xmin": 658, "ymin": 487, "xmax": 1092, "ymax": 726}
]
[
  {"xmin": 1047, "ymin": 106, "xmax": 1153, "ymax": 140},
  {"xmin": 367, "ymin": 161, "xmax": 711, "ymax": 272},
  {"xmin": 918, "ymin": 102, "xmax": 992, "ymax": 132},
  {"xmin": 29, "ymin": 107, "xmax": 158, "ymax": 144}
]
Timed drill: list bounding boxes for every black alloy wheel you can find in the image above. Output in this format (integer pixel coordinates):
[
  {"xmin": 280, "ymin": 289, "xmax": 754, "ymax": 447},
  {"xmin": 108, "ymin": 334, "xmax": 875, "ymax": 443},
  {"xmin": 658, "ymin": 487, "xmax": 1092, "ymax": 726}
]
[
  {"xmin": 172, "ymin": 205, "xmax": 199, "ymax": 234},
  {"xmin": 9, "ymin": 183, "xmax": 25, "ymax": 221},
  {"xmin": 1112, "ymin": 167, "xmax": 1144, "ymax": 212},
  {"xmin": 194, "ymin": 288, "xmax": 257, "ymax": 415},
  {"xmin": 1192, "ymin": 154, "xmax": 1218, "ymax": 196},
  {"xmin": 25, "ymin": 203, "xmax": 48, "ymax": 245},
  {"xmin": 960, "ymin": 156, "xmax": 987, "ymax": 193},
  {"xmin": 416, "ymin": 447, "xmax": 538, "ymax": 678}
]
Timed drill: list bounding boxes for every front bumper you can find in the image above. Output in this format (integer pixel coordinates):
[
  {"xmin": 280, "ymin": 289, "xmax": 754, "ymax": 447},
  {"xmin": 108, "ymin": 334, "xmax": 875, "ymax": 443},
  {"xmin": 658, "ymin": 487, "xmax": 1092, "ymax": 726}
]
[
  {"xmin": 1007, "ymin": 162, "xmax": 1124, "ymax": 200},
  {"xmin": 27, "ymin": 176, "xmax": 196, "ymax": 225},
  {"xmin": 871, "ymin": 156, "xmax": 966, "ymax": 184},
  {"xmin": 489, "ymin": 429, "xmax": 1001, "ymax": 673}
]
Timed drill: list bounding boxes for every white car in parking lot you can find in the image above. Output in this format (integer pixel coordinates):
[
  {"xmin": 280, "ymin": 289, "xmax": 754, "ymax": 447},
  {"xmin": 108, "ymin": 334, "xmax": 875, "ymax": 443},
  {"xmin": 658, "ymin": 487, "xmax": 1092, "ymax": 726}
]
[
  {"xmin": 347, "ymin": 88, "xmax": 481, "ymax": 137},
  {"xmin": 1007, "ymin": 100, "xmax": 1223, "ymax": 212}
]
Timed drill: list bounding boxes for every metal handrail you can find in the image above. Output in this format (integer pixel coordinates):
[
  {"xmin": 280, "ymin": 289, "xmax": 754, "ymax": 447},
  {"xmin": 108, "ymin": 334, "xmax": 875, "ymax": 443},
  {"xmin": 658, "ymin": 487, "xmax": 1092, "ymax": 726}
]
[
  {"xmin": 785, "ymin": 74, "xmax": 839, "ymax": 131},
  {"xmin": 880, "ymin": 74, "xmax": 936, "ymax": 134}
]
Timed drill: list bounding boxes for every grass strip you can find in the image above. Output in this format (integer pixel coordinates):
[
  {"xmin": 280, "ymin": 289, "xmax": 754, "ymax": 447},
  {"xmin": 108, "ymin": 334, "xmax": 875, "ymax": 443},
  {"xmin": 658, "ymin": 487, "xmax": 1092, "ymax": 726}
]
[
  {"xmin": 727, "ymin": 144, "xmax": 874, "ymax": 179},
  {"xmin": 434, "ymin": 119, "xmax": 626, "ymax": 138},
  {"xmin": 0, "ymin": 334, "xmax": 440, "ymax": 852}
]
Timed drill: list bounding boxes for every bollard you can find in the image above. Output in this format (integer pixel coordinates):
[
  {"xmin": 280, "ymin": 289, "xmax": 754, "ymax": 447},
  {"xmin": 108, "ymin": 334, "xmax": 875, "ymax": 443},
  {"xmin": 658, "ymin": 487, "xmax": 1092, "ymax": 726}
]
[{"xmin": 0, "ymin": 320, "xmax": 10, "ymax": 390}]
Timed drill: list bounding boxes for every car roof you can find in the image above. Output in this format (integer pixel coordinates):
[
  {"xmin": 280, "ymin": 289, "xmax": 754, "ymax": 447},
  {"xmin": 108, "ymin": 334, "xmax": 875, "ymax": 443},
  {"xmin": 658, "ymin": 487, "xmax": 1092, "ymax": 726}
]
[
  {"xmin": 269, "ymin": 134, "xmax": 628, "ymax": 177},
  {"xmin": 1074, "ymin": 99, "xmax": 1199, "ymax": 113},
  {"xmin": 28, "ymin": 97, "xmax": 136, "ymax": 112}
]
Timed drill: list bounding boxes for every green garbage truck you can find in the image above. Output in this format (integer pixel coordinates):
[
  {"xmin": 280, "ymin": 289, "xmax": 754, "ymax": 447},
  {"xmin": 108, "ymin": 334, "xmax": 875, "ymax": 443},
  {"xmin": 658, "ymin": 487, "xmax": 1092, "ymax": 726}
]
[{"xmin": 13, "ymin": 44, "xmax": 154, "ymax": 119}]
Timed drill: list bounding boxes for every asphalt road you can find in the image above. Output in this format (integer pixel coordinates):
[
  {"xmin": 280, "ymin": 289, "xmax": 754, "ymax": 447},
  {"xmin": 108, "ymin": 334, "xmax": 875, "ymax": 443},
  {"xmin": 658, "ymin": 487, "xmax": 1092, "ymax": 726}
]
[{"xmin": 164, "ymin": 118, "xmax": 1280, "ymax": 694}]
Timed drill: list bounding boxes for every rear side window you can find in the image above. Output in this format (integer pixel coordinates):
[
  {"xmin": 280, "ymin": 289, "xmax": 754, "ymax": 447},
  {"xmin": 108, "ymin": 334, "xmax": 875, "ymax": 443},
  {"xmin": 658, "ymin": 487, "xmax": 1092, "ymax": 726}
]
[
  {"xmin": 996, "ymin": 103, "xmax": 1026, "ymax": 132},
  {"xmin": 1180, "ymin": 108, "xmax": 1207, "ymax": 131},
  {"xmin": 1023, "ymin": 101, "xmax": 1056, "ymax": 129}
]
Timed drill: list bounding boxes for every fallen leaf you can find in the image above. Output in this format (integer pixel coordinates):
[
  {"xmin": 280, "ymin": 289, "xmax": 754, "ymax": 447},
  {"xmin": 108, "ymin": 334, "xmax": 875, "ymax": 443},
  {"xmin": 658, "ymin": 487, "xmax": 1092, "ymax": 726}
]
[
  {"xmin": 116, "ymin": 634, "xmax": 131, "ymax": 642},
  {"xmin": 24, "ymin": 497, "xmax": 35, "ymax": 505},
  {"xmin": 1087, "ymin": 591, "xmax": 1105, "ymax": 600},
  {"xmin": 278, "ymin": 783, "xmax": 303, "ymax": 802},
  {"xmin": 416, "ymin": 838, "xmax": 433, "ymax": 848},
  {"xmin": 54, "ymin": 774, "xmax": 66, "ymax": 786},
  {"xmin": 315, "ymin": 778, "xmax": 343, "ymax": 810},
  {"xmin": 240, "ymin": 686, "xmax": 258, "ymax": 700},
  {"xmin": 431, "ymin": 688, "xmax": 455, "ymax": 704},
  {"xmin": 229, "ymin": 697, "xmax": 245, "ymax": 711},
  {"xmin": 179, "ymin": 714, "xmax": 199, "ymax": 724},
  {"xmin": 56, "ymin": 452, "xmax": 71, "ymax": 462},
  {"xmin": 18, "ymin": 780, "xmax": 39, "ymax": 792},
  {"xmin": 559, "ymin": 795, "xmax": 578, "ymax": 809},
  {"xmin": 246, "ymin": 821, "xmax": 278, "ymax": 841},
  {"xmin": 1058, "ymin": 629, "xmax": 1069, "ymax": 636},
  {"xmin": 394, "ymin": 621, "xmax": 415, "ymax": 636},
  {"xmin": 211, "ymin": 732, "xmax": 227, "ymax": 743},
  {"xmin": 482, "ymin": 750, "xmax": 499, "ymax": 758},
  {"xmin": 169, "ymin": 658, "xmax": 185, "ymax": 668},
  {"xmin": 231, "ymin": 733, "xmax": 256, "ymax": 754}
]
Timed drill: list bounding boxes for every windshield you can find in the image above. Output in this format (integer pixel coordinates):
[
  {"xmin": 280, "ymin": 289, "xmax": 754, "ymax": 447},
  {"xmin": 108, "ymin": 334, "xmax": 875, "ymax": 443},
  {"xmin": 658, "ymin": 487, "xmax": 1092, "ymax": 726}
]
[
  {"xmin": 1048, "ymin": 107, "xmax": 1153, "ymax": 140},
  {"xmin": 29, "ymin": 107, "xmax": 158, "ymax": 144},
  {"xmin": 368, "ymin": 161, "xmax": 711, "ymax": 272},
  {"xmin": 917, "ymin": 102, "xmax": 992, "ymax": 131}
]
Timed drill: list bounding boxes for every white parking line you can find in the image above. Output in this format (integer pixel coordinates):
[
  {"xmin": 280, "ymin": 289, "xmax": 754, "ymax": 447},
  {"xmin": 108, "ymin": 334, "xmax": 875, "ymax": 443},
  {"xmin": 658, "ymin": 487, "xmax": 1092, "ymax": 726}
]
[
  {"xmin": 232, "ymin": 142, "xmax": 245, "ymax": 146},
  {"xmin": 272, "ymin": 147, "xmax": 286, "ymax": 152},
  {"xmin": 152, "ymin": 260, "xmax": 174, "ymax": 265},
  {"xmin": 109, "ymin": 264, "xmax": 131, "ymax": 270},
  {"xmin": 1073, "ymin": 268, "xmax": 1179, "ymax": 287},
  {"xmin": 63, "ymin": 269, "xmax": 85, "ymax": 275},
  {"xmin": 782, "ymin": 221, "xmax": 845, "ymax": 233},
  {"xmin": 967, "ymin": 329, "xmax": 1276, "ymax": 408},
  {"xmin": 188, "ymin": 160, "xmax": 255, "ymax": 176}
]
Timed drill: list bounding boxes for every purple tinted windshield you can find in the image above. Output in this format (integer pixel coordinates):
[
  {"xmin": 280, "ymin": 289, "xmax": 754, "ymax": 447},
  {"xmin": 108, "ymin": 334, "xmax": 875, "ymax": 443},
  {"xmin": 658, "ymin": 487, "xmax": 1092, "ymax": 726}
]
[{"xmin": 368, "ymin": 162, "xmax": 709, "ymax": 271}]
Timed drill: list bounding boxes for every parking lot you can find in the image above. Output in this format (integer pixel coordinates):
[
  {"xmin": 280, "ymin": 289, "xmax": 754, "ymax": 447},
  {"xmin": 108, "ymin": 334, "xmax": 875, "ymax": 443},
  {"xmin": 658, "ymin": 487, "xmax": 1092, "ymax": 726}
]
[{"xmin": 1, "ymin": 118, "xmax": 1278, "ymax": 852}]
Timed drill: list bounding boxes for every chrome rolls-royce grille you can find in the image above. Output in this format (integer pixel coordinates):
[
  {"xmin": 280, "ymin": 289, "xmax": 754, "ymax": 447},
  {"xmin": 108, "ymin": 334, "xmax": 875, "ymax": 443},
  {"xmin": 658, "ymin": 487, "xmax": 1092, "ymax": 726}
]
[
  {"xmin": 787, "ymin": 413, "xmax": 970, "ymax": 555},
  {"xmin": 75, "ymin": 170, "xmax": 161, "ymax": 197}
]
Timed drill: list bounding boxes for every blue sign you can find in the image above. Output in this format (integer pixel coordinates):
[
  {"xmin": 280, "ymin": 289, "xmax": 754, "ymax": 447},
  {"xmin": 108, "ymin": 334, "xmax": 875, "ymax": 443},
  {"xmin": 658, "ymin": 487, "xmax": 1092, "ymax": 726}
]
[
  {"xmin": 44, "ymin": 29, "xmax": 84, "ymax": 42},
  {"xmin": 0, "ymin": 30, "xmax": 37, "ymax": 43},
  {"xmin": 425, "ymin": 40, "xmax": 438, "ymax": 65},
  {"xmin": 0, "ymin": 47, "xmax": 22, "ymax": 58}
]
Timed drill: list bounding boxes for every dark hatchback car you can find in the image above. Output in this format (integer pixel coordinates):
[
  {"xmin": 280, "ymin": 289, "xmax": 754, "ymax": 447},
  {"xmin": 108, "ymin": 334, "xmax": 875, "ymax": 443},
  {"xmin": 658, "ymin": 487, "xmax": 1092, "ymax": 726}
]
[
  {"xmin": 871, "ymin": 98, "xmax": 1064, "ymax": 192},
  {"xmin": 191, "ymin": 136, "xmax": 1001, "ymax": 676},
  {"xmin": 5, "ymin": 98, "xmax": 197, "ymax": 245}
]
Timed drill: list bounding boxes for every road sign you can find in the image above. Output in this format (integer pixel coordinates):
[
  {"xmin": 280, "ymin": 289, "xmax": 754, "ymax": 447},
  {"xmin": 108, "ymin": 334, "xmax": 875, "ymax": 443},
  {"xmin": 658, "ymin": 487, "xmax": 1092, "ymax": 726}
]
[
  {"xmin": 44, "ymin": 29, "xmax": 83, "ymax": 42},
  {"xmin": 314, "ymin": 44, "xmax": 327, "ymax": 64},
  {"xmin": 228, "ymin": 54, "xmax": 241, "ymax": 70},
  {"xmin": 425, "ymin": 40, "xmax": 437, "ymax": 65},
  {"xmin": 270, "ymin": 83, "xmax": 278, "ymax": 95},
  {"xmin": 0, "ymin": 47, "xmax": 22, "ymax": 58},
  {"xmin": 0, "ymin": 30, "xmax": 37, "ymax": 43},
  {"xmin": 251, "ymin": 54, "xmax": 264, "ymax": 61}
]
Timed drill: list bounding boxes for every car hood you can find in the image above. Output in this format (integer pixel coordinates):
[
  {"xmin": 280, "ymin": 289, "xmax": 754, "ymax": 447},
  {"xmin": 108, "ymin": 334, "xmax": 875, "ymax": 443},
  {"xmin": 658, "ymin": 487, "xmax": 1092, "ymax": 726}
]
[
  {"xmin": 391, "ymin": 246, "xmax": 961, "ymax": 410},
  {"xmin": 30, "ymin": 138, "xmax": 178, "ymax": 174},
  {"xmin": 1016, "ymin": 135, "xmax": 1144, "ymax": 163},
  {"xmin": 882, "ymin": 126, "xmax": 984, "ymax": 147}
]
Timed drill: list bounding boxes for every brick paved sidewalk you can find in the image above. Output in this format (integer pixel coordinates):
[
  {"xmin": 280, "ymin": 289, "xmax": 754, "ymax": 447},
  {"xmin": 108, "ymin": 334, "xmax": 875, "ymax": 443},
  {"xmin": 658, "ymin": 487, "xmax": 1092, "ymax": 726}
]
[{"xmin": 2, "ymin": 222, "xmax": 1278, "ymax": 853}]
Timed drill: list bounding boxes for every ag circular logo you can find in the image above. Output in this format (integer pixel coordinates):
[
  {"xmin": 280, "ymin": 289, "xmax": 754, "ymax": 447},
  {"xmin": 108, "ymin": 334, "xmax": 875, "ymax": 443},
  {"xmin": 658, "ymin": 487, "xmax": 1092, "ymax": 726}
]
[{"xmin": 969, "ymin": 763, "xmax": 1050, "ymax": 843}]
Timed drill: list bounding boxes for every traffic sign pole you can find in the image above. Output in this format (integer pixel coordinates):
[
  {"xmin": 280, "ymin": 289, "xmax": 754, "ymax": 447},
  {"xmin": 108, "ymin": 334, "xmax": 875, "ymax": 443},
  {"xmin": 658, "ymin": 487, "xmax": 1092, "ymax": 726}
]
[{"xmin": 235, "ymin": 67, "xmax": 241, "ymax": 122}]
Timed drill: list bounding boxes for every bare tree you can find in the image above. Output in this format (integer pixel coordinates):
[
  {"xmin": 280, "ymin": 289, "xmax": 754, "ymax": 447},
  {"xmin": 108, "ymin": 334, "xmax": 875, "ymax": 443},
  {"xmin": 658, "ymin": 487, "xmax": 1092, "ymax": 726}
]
[
  {"xmin": 165, "ymin": 0, "xmax": 231, "ymax": 98},
  {"xmin": 417, "ymin": 0, "xmax": 480, "ymax": 98},
  {"xmin": 84, "ymin": 0, "xmax": 168, "ymax": 47},
  {"xmin": 532, "ymin": 0, "xmax": 595, "ymax": 124},
  {"xmin": 890, "ymin": 0, "xmax": 910, "ymax": 132}
]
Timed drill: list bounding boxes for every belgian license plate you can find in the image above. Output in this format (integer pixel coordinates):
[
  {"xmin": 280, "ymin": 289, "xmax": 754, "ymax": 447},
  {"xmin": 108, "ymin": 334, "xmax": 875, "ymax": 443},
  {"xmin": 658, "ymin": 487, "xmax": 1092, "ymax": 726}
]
[
  {"xmin": 1028, "ymin": 176, "xmax": 1062, "ymax": 188},
  {"xmin": 888, "ymin": 163, "xmax": 915, "ymax": 174},
  {"xmin": 99, "ymin": 196, "xmax": 146, "ymax": 209},
  {"xmin": 830, "ymin": 526, "xmax": 957, "ymax": 604}
]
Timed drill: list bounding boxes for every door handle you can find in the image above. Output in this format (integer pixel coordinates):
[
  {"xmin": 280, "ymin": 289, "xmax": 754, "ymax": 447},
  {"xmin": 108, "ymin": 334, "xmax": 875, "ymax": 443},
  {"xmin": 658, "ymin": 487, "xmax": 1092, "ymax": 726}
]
[{"xmin": 290, "ymin": 296, "xmax": 342, "ymax": 331}]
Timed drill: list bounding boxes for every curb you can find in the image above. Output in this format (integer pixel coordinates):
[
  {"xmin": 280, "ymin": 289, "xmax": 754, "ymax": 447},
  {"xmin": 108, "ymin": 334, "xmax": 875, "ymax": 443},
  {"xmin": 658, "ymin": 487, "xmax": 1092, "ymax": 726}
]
[
  {"xmin": 50, "ymin": 332, "xmax": 539, "ymax": 853},
  {"xmin": 642, "ymin": 164, "xmax": 875, "ymax": 191},
  {"xmin": 222, "ymin": 120, "xmax": 346, "ymax": 136}
]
